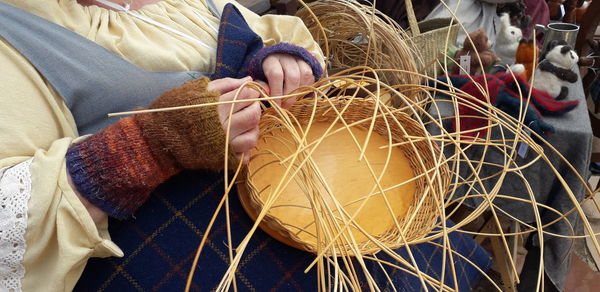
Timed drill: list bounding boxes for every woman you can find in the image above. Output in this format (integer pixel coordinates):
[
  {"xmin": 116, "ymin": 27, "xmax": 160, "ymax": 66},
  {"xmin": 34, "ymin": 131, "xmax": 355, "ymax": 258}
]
[
  {"xmin": 0, "ymin": 0, "xmax": 324, "ymax": 290},
  {"xmin": 424, "ymin": 0, "xmax": 519, "ymax": 46}
]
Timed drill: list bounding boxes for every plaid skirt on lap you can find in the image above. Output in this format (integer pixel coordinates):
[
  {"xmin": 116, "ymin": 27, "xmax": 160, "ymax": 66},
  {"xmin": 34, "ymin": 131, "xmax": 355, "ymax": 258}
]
[{"xmin": 75, "ymin": 170, "xmax": 492, "ymax": 292}]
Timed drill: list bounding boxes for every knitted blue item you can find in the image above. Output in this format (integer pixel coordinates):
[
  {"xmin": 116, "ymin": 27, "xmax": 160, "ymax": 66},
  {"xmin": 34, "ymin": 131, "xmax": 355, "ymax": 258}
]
[{"xmin": 64, "ymin": 146, "xmax": 106, "ymax": 211}]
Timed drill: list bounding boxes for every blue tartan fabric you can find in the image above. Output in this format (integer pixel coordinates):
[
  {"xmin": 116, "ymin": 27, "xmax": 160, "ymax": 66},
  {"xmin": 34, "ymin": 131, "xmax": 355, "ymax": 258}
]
[
  {"xmin": 210, "ymin": 3, "xmax": 263, "ymax": 80},
  {"xmin": 378, "ymin": 221, "xmax": 494, "ymax": 291},
  {"xmin": 75, "ymin": 171, "xmax": 492, "ymax": 291}
]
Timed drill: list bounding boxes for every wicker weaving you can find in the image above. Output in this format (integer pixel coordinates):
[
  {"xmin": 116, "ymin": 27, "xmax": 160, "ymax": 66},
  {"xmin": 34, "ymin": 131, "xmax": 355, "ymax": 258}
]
[{"xmin": 239, "ymin": 98, "xmax": 450, "ymax": 255}]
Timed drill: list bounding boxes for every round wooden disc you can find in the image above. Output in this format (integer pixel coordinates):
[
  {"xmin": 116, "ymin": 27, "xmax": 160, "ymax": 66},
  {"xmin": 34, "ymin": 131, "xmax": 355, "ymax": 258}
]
[{"xmin": 239, "ymin": 121, "xmax": 416, "ymax": 253}]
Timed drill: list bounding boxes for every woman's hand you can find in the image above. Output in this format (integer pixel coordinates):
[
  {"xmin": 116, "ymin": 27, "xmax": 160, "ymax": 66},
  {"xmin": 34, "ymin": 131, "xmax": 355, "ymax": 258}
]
[
  {"xmin": 209, "ymin": 77, "xmax": 262, "ymax": 164},
  {"xmin": 262, "ymin": 53, "xmax": 315, "ymax": 108}
]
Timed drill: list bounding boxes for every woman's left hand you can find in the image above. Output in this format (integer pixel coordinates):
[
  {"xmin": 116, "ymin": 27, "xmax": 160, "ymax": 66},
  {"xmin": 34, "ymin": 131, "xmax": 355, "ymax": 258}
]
[{"xmin": 262, "ymin": 53, "xmax": 315, "ymax": 108}]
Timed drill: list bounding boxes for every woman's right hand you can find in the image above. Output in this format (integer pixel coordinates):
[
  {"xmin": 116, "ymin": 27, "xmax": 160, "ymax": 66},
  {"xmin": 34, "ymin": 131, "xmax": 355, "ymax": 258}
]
[{"xmin": 209, "ymin": 77, "xmax": 264, "ymax": 165}]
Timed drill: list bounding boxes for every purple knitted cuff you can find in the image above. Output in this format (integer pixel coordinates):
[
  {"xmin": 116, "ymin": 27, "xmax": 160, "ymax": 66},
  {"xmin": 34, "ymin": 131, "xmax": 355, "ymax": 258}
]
[{"xmin": 248, "ymin": 42, "xmax": 323, "ymax": 82}]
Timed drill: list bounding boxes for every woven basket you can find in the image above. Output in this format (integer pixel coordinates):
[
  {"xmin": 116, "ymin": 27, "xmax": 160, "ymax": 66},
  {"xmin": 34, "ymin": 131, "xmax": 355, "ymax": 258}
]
[
  {"xmin": 405, "ymin": 0, "xmax": 459, "ymax": 76},
  {"xmin": 295, "ymin": 0, "xmax": 425, "ymax": 111},
  {"xmin": 237, "ymin": 98, "xmax": 450, "ymax": 255}
]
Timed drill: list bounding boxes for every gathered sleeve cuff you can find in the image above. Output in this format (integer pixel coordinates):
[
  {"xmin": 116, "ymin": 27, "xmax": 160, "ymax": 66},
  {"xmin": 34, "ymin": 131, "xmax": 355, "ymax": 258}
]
[{"xmin": 1, "ymin": 138, "xmax": 123, "ymax": 292}]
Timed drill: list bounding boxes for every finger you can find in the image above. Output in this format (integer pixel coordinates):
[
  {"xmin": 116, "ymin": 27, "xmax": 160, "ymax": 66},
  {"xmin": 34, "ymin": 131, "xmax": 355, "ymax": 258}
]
[
  {"xmin": 219, "ymin": 86, "xmax": 261, "ymax": 114},
  {"xmin": 243, "ymin": 151, "xmax": 251, "ymax": 164},
  {"xmin": 263, "ymin": 55, "xmax": 284, "ymax": 97},
  {"xmin": 231, "ymin": 126, "xmax": 260, "ymax": 160},
  {"xmin": 254, "ymin": 79, "xmax": 280, "ymax": 107},
  {"xmin": 281, "ymin": 96, "xmax": 296, "ymax": 109},
  {"xmin": 282, "ymin": 59, "xmax": 316, "ymax": 108},
  {"xmin": 281, "ymin": 56, "xmax": 301, "ymax": 96},
  {"xmin": 208, "ymin": 76, "xmax": 252, "ymax": 93},
  {"xmin": 255, "ymin": 80, "xmax": 271, "ymax": 96},
  {"xmin": 225, "ymin": 102, "xmax": 261, "ymax": 138},
  {"xmin": 297, "ymin": 59, "xmax": 315, "ymax": 86},
  {"xmin": 235, "ymin": 151, "xmax": 252, "ymax": 165}
]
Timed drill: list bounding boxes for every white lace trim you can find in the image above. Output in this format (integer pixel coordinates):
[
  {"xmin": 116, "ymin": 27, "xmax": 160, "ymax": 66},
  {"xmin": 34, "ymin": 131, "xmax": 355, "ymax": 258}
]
[{"xmin": 0, "ymin": 159, "xmax": 33, "ymax": 292}]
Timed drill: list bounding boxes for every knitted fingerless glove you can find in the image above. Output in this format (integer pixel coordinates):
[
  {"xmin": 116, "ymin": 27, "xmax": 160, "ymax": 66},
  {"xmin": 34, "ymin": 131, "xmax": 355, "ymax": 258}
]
[
  {"xmin": 248, "ymin": 43, "xmax": 324, "ymax": 82},
  {"xmin": 66, "ymin": 77, "xmax": 235, "ymax": 219}
]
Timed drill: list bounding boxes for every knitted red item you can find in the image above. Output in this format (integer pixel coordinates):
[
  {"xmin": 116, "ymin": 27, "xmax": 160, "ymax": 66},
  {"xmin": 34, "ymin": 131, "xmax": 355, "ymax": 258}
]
[{"xmin": 435, "ymin": 73, "xmax": 579, "ymax": 139}]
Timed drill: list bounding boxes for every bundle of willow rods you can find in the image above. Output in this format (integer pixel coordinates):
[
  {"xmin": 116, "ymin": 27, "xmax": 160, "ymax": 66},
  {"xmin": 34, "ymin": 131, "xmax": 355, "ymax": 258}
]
[
  {"xmin": 166, "ymin": 68, "xmax": 596, "ymax": 292},
  {"xmin": 111, "ymin": 67, "xmax": 600, "ymax": 292}
]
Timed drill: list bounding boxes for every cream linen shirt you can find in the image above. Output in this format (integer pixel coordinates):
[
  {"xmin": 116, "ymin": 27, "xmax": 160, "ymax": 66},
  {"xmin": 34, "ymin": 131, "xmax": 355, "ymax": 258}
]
[{"xmin": 0, "ymin": 0, "xmax": 323, "ymax": 291}]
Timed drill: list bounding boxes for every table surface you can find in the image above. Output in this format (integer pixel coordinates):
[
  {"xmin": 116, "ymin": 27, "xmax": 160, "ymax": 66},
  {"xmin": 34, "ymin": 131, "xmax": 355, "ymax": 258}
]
[{"xmin": 427, "ymin": 74, "xmax": 592, "ymax": 288}]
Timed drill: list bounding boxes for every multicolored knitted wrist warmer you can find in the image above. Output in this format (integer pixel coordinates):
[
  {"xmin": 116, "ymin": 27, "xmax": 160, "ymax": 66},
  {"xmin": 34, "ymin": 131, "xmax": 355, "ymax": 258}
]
[
  {"xmin": 248, "ymin": 42, "xmax": 324, "ymax": 82},
  {"xmin": 66, "ymin": 117, "xmax": 178, "ymax": 219},
  {"xmin": 66, "ymin": 77, "xmax": 235, "ymax": 219}
]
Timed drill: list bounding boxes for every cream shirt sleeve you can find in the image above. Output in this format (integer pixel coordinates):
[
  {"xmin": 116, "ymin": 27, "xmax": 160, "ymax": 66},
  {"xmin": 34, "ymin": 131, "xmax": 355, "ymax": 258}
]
[
  {"xmin": 0, "ymin": 39, "xmax": 122, "ymax": 292},
  {"xmin": 6, "ymin": 0, "xmax": 324, "ymax": 75}
]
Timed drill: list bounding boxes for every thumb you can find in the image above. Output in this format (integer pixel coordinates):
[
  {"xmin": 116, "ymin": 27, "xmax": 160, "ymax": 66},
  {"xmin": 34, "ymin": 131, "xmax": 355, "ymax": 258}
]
[{"xmin": 208, "ymin": 76, "xmax": 253, "ymax": 94}]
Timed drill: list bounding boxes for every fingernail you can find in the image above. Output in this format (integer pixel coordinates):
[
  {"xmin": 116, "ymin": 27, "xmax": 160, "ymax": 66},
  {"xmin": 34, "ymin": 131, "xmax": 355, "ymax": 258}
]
[{"xmin": 242, "ymin": 76, "xmax": 252, "ymax": 81}]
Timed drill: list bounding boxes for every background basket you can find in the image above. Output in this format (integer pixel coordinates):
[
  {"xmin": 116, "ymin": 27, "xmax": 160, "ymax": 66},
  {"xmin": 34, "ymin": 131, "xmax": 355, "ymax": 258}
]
[
  {"xmin": 295, "ymin": 0, "xmax": 425, "ymax": 110},
  {"xmin": 238, "ymin": 98, "xmax": 450, "ymax": 255},
  {"xmin": 405, "ymin": 0, "xmax": 459, "ymax": 76}
]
